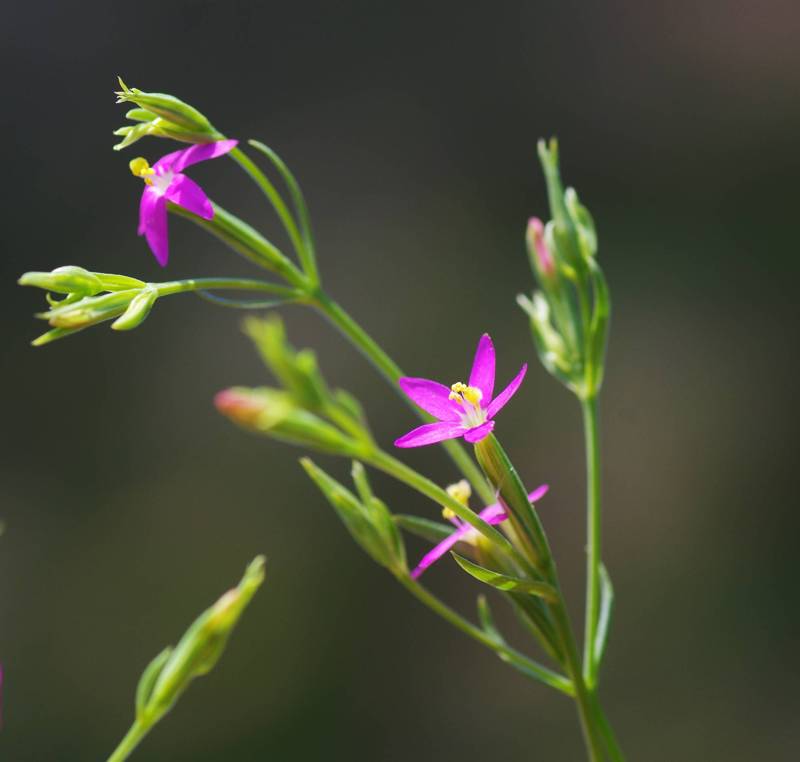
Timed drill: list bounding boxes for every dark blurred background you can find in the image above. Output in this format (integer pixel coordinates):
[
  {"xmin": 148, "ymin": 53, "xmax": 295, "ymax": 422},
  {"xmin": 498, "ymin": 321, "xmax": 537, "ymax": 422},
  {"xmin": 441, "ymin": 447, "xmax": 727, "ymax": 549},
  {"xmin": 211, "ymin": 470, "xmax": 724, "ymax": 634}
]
[{"xmin": 2, "ymin": 1, "xmax": 799, "ymax": 759}]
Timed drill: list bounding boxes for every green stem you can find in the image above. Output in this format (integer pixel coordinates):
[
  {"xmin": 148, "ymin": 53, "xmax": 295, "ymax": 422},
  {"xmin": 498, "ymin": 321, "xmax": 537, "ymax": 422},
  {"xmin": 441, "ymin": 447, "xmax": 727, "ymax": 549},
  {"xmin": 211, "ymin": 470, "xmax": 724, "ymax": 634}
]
[
  {"xmin": 399, "ymin": 575, "xmax": 573, "ymax": 696},
  {"xmin": 581, "ymin": 395, "xmax": 601, "ymax": 687},
  {"xmin": 106, "ymin": 721, "xmax": 151, "ymax": 762},
  {"xmin": 589, "ymin": 690, "xmax": 625, "ymax": 761},
  {"xmin": 154, "ymin": 277, "xmax": 306, "ymax": 301},
  {"xmin": 312, "ymin": 291, "xmax": 495, "ymax": 506},
  {"xmin": 228, "ymin": 147, "xmax": 315, "ymax": 282}
]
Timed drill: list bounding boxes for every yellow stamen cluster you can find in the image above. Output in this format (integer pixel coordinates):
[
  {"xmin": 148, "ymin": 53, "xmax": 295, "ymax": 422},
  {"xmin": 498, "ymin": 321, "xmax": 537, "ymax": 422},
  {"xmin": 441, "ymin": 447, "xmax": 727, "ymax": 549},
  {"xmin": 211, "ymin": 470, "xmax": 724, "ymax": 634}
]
[
  {"xmin": 449, "ymin": 382, "xmax": 483, "ymax": 407},
  {"xmin": 129, "ymin": 157, "xmax": 155, "ymax": 185},
  {"xmin": 442, "ymin": 480, "xmax": 472, "ymax": 520}
]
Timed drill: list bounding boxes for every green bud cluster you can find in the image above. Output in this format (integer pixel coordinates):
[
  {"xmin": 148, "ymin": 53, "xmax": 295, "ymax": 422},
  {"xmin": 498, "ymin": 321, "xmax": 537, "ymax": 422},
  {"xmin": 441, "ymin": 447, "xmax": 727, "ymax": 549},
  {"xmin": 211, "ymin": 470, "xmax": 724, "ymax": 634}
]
[
  {"xmin": 518, "ymin": 139, "xmax": 610, "ymax": 399},
  {"xmin": 215, "ymin": 315, "xmax": 373, "ymax": 457},
  {"xmin": 19, "ymin": 266, "xmax": 158, "ymax": 345},
  {"xmin": 302, "ymin": 459, "xmax": 406, "ymax": 576},
  {"xmin": 135, "ymin": 556, "xmax": 265, "ymax": 725},
  {"xmin": 113, "ymin": 78, "xmax": 224, "ymax": 151}
]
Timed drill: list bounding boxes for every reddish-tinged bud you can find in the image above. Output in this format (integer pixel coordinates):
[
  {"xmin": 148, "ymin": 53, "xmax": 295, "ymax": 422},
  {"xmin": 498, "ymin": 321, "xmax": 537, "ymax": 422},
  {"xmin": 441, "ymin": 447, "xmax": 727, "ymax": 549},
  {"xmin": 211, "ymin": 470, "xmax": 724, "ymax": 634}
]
[
  {"xmin": 214, "ymin": 388, "xmax": 269, "ymax": 427},
  {"xmin": 526, "ymin": 217, "xmax": 556, "ymax": 279}
]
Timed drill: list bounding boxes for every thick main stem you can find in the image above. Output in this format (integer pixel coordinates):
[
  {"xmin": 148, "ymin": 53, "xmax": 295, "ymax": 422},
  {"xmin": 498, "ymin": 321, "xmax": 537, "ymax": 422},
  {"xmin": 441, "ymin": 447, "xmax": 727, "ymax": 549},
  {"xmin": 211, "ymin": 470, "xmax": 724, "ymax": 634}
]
[
  {"xmin": 313, "ymin": 291, "xmax": 495, "ymax": 506},
  {"xmin": 581, "ymin": 395, "xmax": 601, "ymax": 686}
]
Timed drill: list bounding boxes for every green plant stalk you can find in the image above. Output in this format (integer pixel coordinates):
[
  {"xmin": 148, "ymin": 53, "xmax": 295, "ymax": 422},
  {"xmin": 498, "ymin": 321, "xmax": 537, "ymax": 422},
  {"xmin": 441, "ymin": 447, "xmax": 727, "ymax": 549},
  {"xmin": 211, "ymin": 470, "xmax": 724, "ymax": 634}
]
[
  {"xmin": 153, "ymin": 277, "xmax": 308, "ymax": 301},
  {"xmin": 473, "ymin": 433, "xmax": 621, "ymax": 761},
  {"xmin": 228, "ymin": 147, "xmax": 312, "ymax": 281},
  {"xmin": 581, "ymin": 394, "xmax": 602, "ymax": 687},
  {"xmin": 107, "ymin": 720, "xmax": 151, "ymax": 762},
  {"xmin": 399, "ymin": 574, "xmax": 573, "ymax": 696}
]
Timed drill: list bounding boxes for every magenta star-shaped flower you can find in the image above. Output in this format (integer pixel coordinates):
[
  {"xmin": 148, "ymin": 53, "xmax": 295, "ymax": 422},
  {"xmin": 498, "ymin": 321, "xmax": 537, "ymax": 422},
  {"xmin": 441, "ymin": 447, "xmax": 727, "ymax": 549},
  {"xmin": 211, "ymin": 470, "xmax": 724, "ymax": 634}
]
[
  {"xmin": 130, "ymin": 139, "xmax": 238, "ymax": 266},
  {"xmin": 394, "ymin": 334, "xmax": 527, "ymax": 448}
]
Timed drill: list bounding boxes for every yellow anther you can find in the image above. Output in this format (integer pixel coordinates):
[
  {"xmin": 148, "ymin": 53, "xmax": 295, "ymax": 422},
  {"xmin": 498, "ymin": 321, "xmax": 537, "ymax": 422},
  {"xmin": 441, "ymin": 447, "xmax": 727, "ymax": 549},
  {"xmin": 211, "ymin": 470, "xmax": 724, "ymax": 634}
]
[
  {"xmin": 446, "ymin": 479, "xmax": 472, "ymax": 506},
  {"xmin": 129, "ymin": 157, "xmax": 155, "ymax": 182},
  {"xmin": 448, "ymin": 381, "xmax": 482, "ymax": 406},
  {"xmin": 441, "ymin": 507, "xmax": 457, "ymax": 522}
]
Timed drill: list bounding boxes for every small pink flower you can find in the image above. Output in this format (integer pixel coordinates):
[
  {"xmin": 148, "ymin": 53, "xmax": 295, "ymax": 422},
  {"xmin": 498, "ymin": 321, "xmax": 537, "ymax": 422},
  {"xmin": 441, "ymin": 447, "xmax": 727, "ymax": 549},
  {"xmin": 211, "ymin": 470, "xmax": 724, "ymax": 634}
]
[
  {"xmin": 130, "ymin": 139, "xmax": 238, "ymax": 266},
  {"xmin": 411, "ymin": 484, "xmax": 549, "ymax": 579},
  {"xmin": 394, "ymin": 334, "xmax": 527, "ymax": 447}
]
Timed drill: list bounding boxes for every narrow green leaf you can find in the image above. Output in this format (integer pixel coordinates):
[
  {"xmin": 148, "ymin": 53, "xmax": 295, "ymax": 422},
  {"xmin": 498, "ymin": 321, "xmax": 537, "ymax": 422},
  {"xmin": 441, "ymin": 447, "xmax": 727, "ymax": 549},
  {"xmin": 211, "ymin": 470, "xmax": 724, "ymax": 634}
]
[
  {"xmin": 135, "ymin": 647, "xmax": 172, "ymax": 721},
  {"xmin": 593, "ymin": 563, "xmax": 614, "ymax": 667},
  {"xmin": 476, "ymin": 594, "xmax": 504, "ymax": 642},
  {"xmin": 393, "ymin": 514, "xmax": 453, "ymax": 544},
  {"xmin": 452, "ymin": 553, "xmax": 558, "ymax": 601}
]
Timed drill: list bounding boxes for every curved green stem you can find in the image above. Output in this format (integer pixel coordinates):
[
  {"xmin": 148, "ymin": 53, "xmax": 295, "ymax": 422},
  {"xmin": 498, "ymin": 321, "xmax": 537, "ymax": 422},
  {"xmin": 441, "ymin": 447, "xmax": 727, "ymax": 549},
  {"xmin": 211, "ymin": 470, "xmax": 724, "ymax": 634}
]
[
  {"xmin": 228, "ymin": 147, "xmax": 314, "ymax": 281},
  {"xmin": 106, "ymin": 721, "xmax": 151, "ymax": 762},
  {"xmin": 246, "ymin": 140, "xmax": 320, "ymax": 287},
  {"xmin": 399, "ymin": 575, "xmax": 573, "ymax": 696},
  {"xmin": 581, "ymin": 395, "xmax": 602, "ymax": 687}
]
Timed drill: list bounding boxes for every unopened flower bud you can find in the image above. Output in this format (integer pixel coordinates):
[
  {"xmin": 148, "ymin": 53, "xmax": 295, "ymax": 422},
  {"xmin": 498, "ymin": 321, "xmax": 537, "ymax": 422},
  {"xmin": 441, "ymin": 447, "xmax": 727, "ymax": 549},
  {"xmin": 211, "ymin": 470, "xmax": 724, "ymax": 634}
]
[
  {"xmin": 39, "ymin": 289, "xmax": 141, "ymax": 330},
  {"xmin": 111, "ymin": 287, "xmax": 158, "ymax": 331},
  {"xmin": 526, "ymin": 218, "xmax": 556, "ymax": 280},
  {"xmin": 215, "ymin": 387, "xmax": 362, "ymax": 456},
  {"xmin": 18, "ymin": 266, "xmax": 104, "ymax": 296},
  {"xmin": 139, "ymin": 556, "xmax": 266, "ymax": 720},
  {"xmin": 115, "ymin": 77, "xmax": 213, "ymax": 133}
]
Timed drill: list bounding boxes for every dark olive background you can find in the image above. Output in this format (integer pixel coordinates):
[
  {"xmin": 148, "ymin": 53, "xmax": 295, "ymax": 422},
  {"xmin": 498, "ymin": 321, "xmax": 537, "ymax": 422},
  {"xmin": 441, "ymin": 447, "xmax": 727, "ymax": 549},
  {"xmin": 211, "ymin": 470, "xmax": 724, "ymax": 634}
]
[{"xmin": 2, "ymin": 1, "xmax": 799, "ymax": 759}]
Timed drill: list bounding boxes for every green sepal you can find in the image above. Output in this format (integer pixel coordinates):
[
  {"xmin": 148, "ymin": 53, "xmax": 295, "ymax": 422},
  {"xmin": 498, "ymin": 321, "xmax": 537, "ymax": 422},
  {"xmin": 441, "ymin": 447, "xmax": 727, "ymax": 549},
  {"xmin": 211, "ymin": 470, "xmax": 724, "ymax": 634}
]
[
  {"xmin": 243, "ymin": 315, "xmax": 328, "ymax": 410},
  {"xmin": 452, "ymin": 553, "xmax": 558, "ymax": 601},
  {"xmin": 125, "ymin": 108, "xmax": 157, "ymax": 122},
  {"xmin": 333, "ymin": 389, "xmax": 369, "ymax": 429},
  {"xmin": 31, "ymin": 326, "xmax": 87, "ymax": 346},
  {"xmin": 565, "ymin": 187, "xmax": 597, "ymax": 260},
  {"xmin": 393, "ymin": 514, "xmax": 453, "ymax": 544},
  {"xmin": 586, "ymin": 260, "xmax": 610, "ymax": 396},
  {"xmin": 112, "ymin": 287, "xmax": 157, "ymax": 331},
  {"xmin": 476, "ymin": 594, "xmax": 504, "ymax": 642},
  {"xmin": 301, "ymin": 459, "xmax": 405, "ymax": 574},
  {"xmin": 135, "ymin": 647, "xmax": 172, "ymax": 722},
  {"xmin": 593, "ymin": 564, "xmax": 614, "ymax": 668}
]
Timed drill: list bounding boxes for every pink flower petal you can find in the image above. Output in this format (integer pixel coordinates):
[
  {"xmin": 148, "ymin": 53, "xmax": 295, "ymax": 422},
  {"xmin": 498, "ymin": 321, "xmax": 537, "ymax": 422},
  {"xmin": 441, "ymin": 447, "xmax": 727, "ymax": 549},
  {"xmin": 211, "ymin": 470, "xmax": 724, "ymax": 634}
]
[
  {"xmin": 528, "ymin": 484, "xmax": 549, "ymax": 503},
  {"xmin": 463, "ymin": 420, "xmax": 495, "ymax": 443},
  {"xmin": 154, "ymin": 139, "xmax": 238, "ymax": 174},
  {"xmin": 398, "ymin": 377, "xmax": 463, "ymax": 421},
  {"xmin": 164, "ymin": 173, "xmax": 214, "ymax": 219},
  {"xmin": 486, "ymin": 363, "xmax": 527, "ymax": 419},
  {"xmin": 468, "ymin": 334, "xmax": 495, "ymax": 402},
  {"xmin": 394, "ymin": 421, "xmax": 467, "ymax": 448},
  {"xmin": 138, "ymin": 189, "xmax": 169, "ymax": 266}
]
